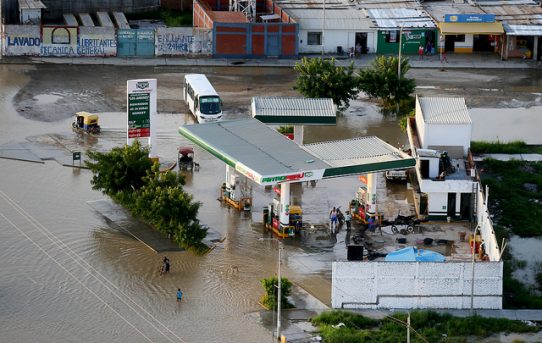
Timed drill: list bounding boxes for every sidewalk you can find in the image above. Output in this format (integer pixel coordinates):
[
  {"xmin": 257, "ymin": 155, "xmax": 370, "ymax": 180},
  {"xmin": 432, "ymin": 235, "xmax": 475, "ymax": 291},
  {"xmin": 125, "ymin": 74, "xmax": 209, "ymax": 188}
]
[{"xmin": 1, "ymin": 52, "xmax": 541, "ymax": 69}]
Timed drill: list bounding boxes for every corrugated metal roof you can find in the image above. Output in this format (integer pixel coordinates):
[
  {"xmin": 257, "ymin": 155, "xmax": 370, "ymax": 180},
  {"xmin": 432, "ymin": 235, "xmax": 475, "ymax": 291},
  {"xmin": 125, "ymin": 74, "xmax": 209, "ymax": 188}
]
[
  {"xmin": 285, "ymin": 8, "xmax": 373, "ymax": 30},
  {"xmin": 423, "ymin": 3, "xmax": 485, "ymax": 22},
  {"xmin": 252, "ymin": 97, "xmax": 336, "ymax": 117},
  {"xmin": 367, "ymin": 8, "xmax": 436, "ymax": 28},
  {"xmin": 478, "ymin": 4, "xmax": 542, "ymax": 25},
  {"xmin": 504, "ymin": 24, "xmax": 542, "ymax": 35},
  {"xmin": 18, "ymin": 0, "xmax": 46, "ymax": 10},
  {"xmin": 302, "ymin": 136, "xmax": 413, "ymax": 168},
  {"xmin": 419, "ymin": 97, "xmax": 472, "ymax": 125},
  {"xmin": 285, "ymin": 6, "xmax": 372, "ymax": 31}
]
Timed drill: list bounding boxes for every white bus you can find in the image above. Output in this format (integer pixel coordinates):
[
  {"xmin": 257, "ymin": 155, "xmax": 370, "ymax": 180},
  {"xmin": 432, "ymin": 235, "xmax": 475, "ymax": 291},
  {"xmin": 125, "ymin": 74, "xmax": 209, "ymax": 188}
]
[{"xmin": 183, "ymin": 74, "xmax": 223, "ymax": 123}]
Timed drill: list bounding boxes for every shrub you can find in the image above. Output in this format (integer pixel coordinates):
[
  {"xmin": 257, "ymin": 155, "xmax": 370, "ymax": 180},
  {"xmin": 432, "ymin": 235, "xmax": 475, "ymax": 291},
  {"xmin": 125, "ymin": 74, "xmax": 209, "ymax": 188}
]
[{"xmin": 260, "ymin": 276, "xmax": 293, "ymax": 310}]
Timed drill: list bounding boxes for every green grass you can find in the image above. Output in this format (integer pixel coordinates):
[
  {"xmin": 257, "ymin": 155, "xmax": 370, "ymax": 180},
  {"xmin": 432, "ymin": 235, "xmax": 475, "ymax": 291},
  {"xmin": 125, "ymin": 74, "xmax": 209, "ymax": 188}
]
[
  {"xmin": 471, "ymin": 141, "xmax": 542, "ymax": 154},
  {"xmin": 125, "ymin": 8, "xmax": 192, "ymax": 27},
  {"xmin": 478, "ymin": 159, "xmax": 542, "ymax": 237},
  {"xmin": 311, "ymin": 310, "xmax": 540, "ymax": 343}
]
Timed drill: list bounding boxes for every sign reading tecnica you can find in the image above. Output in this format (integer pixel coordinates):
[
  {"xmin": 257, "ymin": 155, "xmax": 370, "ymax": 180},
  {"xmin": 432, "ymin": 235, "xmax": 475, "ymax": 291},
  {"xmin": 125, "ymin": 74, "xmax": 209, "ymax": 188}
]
[{"xmin": 444, "ymin": 14, "xmax": 495, "ymax": 23}]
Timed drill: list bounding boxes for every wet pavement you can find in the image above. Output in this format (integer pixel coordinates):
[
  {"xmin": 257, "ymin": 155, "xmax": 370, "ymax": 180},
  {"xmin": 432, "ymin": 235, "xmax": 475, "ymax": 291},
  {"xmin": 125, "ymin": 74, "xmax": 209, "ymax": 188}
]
[{"xmin": 0, "ymin": 63, "xmax": 541, "ymax": 342}]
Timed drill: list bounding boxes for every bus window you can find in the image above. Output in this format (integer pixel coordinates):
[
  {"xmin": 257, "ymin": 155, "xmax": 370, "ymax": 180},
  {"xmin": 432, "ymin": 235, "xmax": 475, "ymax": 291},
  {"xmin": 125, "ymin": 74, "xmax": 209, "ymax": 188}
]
[{"xmin": 199, "ymin": 96, "xmax": 221, "ymax": 115}]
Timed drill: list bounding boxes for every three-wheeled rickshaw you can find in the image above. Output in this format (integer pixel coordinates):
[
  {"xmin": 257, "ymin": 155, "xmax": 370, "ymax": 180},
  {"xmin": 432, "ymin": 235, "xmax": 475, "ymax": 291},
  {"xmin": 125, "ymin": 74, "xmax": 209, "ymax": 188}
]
[
  {"xmin": 178, "ymin": 147, "xmax": 195, "ymax": 170},
  {"xmin": 72, "ymin": 111, "xmax": 101, "ymax": 135}
]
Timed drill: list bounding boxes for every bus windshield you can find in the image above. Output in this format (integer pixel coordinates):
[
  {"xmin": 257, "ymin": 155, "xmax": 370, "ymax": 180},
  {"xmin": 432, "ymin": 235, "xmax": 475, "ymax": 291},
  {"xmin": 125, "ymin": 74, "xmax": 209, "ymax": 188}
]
[{"xmin": 199, "ymin": 96, "xmax": 221, "ymax": 115}]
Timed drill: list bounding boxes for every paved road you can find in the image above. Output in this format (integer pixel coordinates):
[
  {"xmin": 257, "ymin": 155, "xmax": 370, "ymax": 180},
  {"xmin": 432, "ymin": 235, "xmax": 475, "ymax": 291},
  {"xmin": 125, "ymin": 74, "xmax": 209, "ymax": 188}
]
[{"xmin": 1, "ymin": 52, "xmax": 541, "ymax": 69}]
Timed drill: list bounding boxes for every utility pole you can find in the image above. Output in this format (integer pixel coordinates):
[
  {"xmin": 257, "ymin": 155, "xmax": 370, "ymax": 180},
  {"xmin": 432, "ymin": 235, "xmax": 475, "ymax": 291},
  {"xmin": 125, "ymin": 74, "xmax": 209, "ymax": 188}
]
[
  {"xmin": 397, "ymin": 25, "xmax": 403, "ymax": 114},
  {"xmin": 407, "ymin": 312, "xmax": 411, "ymax": 343},
  {"xmin": 321, "ymin": 0, "xmax": 325, "ymax": 56},
  {"xmin": 277, "ymin": 240, "xmax": 282, "ymax": 341}
]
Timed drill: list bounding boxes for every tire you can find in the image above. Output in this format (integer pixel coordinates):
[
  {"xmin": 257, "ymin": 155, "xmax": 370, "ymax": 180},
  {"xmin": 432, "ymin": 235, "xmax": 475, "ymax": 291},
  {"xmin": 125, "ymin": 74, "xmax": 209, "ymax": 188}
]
[
  {"xmin": 391, "ymin": 225, "xmax": 398, "ymax": 234},
  {"xmin": 407, "ymin": 225, "xmax": 414, "ymax": 233}
]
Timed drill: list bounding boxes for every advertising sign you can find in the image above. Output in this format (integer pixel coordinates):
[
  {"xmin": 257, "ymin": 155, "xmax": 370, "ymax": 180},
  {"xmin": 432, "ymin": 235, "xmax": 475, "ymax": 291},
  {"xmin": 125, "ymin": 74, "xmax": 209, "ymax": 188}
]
[
  {"xmin": 234, "ymin": 162, "xmax": 326, "ymax": 186},
  {"xmin": 444, "ymin": 14, "xmax": 495, "ymax": 23},
  {"xmin": 127, "ymin": 79, "xmax": 156, "ymax": 139}
]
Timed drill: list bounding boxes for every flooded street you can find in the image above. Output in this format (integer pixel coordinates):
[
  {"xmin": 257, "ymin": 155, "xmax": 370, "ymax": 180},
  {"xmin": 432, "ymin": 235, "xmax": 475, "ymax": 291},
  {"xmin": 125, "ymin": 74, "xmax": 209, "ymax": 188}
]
[{"xmin": 0, "ymin": 64, "xmax": 541, "ymax": 342}]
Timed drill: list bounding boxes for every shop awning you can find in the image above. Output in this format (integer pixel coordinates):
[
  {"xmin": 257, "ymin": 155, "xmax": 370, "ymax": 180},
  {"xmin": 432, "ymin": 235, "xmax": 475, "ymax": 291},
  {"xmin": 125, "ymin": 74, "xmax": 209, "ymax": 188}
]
[
  {"xmin": 503, "ymin": 24, "xmax": 542, "ymax": 36},
  {"xmin": 439, "ymin": 22, "xmax": 504, "ymax": 35}
]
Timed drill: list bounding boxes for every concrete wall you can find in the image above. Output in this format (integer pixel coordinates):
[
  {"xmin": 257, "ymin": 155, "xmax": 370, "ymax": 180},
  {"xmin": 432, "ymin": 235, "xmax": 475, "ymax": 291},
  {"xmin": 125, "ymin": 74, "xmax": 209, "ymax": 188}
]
[
  {"xmin": 476, "ymin": 184, "xmax": 501, "ymax": 261},
  {"xmin": 155, "ymin": 27, "xmax": 211, "ymax": 56},
  {"xmin": 2, "ymin": 25, "xmax": 41, "ymax": 56},
  {"xmin": 78, "ymin": 26, "xmax": 116, "ymax": 56},
  {"xmin": 298, "ymin": 29, "xmax": 376, "ymax": 55},
  {"xmin": 332, "ymin": 261, "xmax": 503, "ymax": 309},
  {"xmin": 2, "ymin": 25, "xmax": 116, "ymax": 57},
  {"xmin": 454, "ymin": 34, "xmax": 474, "ymax": 53}
]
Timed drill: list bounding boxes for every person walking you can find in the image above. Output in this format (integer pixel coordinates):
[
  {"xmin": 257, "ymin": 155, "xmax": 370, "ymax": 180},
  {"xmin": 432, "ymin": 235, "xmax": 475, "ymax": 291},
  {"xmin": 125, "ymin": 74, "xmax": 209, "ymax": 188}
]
[
  {"xmin": 345, "ymin": 211, "xmax": 352, "ymax": 231},
  {"xmin": 418, "ymin": 45, "xmax": 424, "ymax": 60},
  {"xmin": 330, "ymin": 207, "xmax": 338, "ymax": 231},
  {"xmin": 177, "ymin": 288, "xmax": 183, "ymax": 302},
  {"xmin": 160, "ymin": 257, "xmax": 171, "ymax": 275}
]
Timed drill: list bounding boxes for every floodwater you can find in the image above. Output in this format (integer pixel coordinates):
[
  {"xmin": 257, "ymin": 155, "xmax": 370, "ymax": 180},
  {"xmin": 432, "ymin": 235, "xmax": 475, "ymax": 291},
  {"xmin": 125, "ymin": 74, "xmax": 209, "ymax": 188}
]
[{"xmin": 0, "ymin": 64, "xmax": 540, "ymax": 342}]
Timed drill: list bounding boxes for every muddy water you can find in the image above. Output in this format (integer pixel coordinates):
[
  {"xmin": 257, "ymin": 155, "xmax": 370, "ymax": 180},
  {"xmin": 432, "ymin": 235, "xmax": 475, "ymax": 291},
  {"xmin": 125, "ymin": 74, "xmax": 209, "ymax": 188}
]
[{"xmin": 0, "ymin": 64, "xmax": 540, "ymax": 342}]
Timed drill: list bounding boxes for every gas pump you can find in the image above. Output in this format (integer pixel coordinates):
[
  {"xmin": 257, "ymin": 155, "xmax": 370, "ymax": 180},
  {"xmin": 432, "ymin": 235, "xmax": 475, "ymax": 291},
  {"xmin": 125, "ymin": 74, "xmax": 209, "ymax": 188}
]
[
  {"xmin": 349, "ymin": 173, "xmax": 380, "ymax": 225},
  {"xmin": 220, "ymin": 165, "xmax": 252, "ymax": 211},
  {"xmin": 263, "ymin": 183, "xmax": 302, "ymax": 238}
]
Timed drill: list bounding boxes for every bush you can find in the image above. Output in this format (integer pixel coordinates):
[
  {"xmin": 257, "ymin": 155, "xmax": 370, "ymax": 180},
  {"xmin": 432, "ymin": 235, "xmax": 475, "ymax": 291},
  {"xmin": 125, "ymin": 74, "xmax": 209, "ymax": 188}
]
[
  {"xmin": 260, "ymin": 276, "xmax": 294, "ymax": 310},
  {"xmin": 311, "ymin": 310, "xmax": 379, "ymax": 329},
  {"xmin": 471, "ymin": 141, "xmax": 542, "ymax": 154}
]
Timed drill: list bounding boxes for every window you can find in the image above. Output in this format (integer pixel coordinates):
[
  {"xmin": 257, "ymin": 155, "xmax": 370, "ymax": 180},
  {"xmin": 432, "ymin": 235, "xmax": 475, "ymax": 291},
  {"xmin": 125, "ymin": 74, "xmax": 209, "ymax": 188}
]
[
  {"xmin": 199, "ymin": 96, "xmax": 221, "ymax": 115},
  {"xmin": 454, "ymin": 35, "xmax": 465, "ymax": 42},
  {"xmin": 307, "ymin": 32, "xmax": 322, "ymax": 45},
  {"xmin": 385, "ymin": 30, "xmax": 400, "ymax": 43}
]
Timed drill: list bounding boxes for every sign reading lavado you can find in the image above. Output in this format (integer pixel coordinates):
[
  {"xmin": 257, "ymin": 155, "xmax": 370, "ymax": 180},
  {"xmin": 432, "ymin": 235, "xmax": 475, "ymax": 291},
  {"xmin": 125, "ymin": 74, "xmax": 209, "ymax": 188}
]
[{"xmin": 235, "ymin": 162, "xmax": 325, "ymax": 186}]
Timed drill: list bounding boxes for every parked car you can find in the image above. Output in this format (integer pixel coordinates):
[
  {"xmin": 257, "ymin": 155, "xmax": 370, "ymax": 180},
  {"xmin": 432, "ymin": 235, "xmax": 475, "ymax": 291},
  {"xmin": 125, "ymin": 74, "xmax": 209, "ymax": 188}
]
[{"xmin": 385, "ymin": 169, "xmax": 408, "ymax": 182}]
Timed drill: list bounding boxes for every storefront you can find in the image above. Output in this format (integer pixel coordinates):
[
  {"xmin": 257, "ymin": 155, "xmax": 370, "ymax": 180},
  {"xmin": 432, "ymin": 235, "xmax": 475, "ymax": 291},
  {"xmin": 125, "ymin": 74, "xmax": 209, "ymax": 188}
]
[
  {"xmin": 503, "ymin": 24, "xmax": 542, "ymax": 61},
  {"xmin": 377, "ymin": 28, "xmax": 439, "ymax": 55},
  {"xmin": 439, "ymin": 14, "xmax": 504, "ymax": 54}
]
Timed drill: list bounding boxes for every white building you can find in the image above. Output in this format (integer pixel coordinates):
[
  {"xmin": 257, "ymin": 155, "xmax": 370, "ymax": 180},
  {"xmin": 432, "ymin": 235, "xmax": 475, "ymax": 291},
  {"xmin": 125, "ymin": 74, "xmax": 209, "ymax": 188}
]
[
  {"xmin": 19, "ymin": 0, "xmax": 46, "ymax": 25},
  {"xmin": 408, "ymin": 96, "xmax": 477, "ymax": 220},
  {"xmin": 283, "ymin": 8, "xmax": 377, "ymax": 55}
]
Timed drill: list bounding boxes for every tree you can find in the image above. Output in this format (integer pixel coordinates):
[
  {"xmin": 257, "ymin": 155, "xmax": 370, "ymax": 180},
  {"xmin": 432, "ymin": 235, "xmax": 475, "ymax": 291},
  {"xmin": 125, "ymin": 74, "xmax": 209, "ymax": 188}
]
[
  {"xmin": 86, "ymin": 141, "xmax": 207, "ymax": 251},
  {"xmin": 358, "ymin": 56, "xmax": 416, "ymax": 114},
  {"xmin": 86, "ymin": 140, "xmax": 153, "ymax": 197},
  {"xmin": 260, "ymin": 276, "xmax": 293, "ymax": 310},
  {"xmin": 294, "ymin": 57, "xmax": 359, "ymax": 111}
]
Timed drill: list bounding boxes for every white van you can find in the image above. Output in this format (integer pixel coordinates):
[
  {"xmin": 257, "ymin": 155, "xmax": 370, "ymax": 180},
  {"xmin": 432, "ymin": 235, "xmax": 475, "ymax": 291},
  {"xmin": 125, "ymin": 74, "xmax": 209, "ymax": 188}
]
[
  {"xmin": 385, "ymin": 169, "xmax": 408, "ymax": 182},
  {"xmin": 183, "ymin": 74, "xmax": 223, "ymax": 123}
]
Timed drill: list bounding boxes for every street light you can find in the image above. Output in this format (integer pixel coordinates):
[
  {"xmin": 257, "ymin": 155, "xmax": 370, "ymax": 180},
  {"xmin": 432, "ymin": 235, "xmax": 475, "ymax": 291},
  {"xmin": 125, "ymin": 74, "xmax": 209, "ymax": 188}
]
[
  {"xmin": 397, "ymin": 25, "xmax": 404, "ymax": 114},
  {"xmin": 259, "ymin": 237, "xmax": 283, "ymax": 341}
]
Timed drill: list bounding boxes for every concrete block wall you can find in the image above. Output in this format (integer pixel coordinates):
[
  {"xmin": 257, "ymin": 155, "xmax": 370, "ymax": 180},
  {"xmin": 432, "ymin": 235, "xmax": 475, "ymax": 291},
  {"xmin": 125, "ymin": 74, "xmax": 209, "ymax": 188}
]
[
  {"xmin": 476, "ymin": 185, "xmax": 501, "ymax": 261},
  {"xmin": 2, "ymin": 25, "xmax": 41, "ymax": 56},
  {"xmin": 332, "ymin": 261, "xmax": 503, "ymax": 310},
  {"xmin": 155, "ymin": 27, "xmax": 212, "ymax": 56}
]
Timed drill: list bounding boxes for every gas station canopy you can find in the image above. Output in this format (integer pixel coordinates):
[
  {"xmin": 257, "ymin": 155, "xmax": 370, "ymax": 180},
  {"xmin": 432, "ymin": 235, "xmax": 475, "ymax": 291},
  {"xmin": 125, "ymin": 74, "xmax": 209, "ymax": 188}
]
[
  {"xmin": 178, "ymin": 119, "xmax": 415, "ymax": 186},
  {"xmin": 251, "ymin": 97, "xmax": 337, "ymax": 125}
]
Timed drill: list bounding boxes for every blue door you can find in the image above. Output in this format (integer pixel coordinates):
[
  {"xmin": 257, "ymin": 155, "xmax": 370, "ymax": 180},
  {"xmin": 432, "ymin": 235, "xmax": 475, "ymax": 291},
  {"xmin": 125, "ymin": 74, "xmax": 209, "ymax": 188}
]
[
  {"xmin": 117, "ymin": 29, "xmax": 155, "ymax": 57},
  {"xmin": 117, "ymin": 29, "xmax": 136, "ymax": 56},
  {"xmin": 266, "ymin": 34, "xmax": 280, "ymax": 56}
]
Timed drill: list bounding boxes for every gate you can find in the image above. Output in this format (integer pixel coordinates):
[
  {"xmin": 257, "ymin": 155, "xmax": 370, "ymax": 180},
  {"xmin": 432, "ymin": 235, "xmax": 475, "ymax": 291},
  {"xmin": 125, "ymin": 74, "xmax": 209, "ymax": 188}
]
[
  {"xmin": 266, "ymin": 34, "xmax": 280, "ymax": 56},
  {"xmin": 117, "ymin": 29, "xmax": 155, "ymax": 57}
]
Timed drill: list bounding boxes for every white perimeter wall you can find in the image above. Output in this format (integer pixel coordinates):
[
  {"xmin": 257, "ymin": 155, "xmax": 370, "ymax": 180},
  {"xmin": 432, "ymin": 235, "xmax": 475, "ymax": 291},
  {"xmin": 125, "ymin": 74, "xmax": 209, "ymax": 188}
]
[
  {"xmin": 78, "ymin": 27, "xmax": 117, "ymax": 56},
  {"xmin": 332, "ymin": 261, "xmax": 503, "ymax": 309},
  {"xmin": 155, "ymin": 27, "xmax": 212, "ymax": 56},
  {"xmin": 298, "ymin": 29, "xmax": 376, "ymax": 54}
]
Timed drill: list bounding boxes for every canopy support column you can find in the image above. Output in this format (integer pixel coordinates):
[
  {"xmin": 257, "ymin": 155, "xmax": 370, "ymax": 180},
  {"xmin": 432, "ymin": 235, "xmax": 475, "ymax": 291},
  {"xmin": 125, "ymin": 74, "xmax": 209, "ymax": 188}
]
[
  {"xmin": 293, "ymin": 125, "xmax": 304, "ymax": 145},
  {"xmin": 366, "ymin": 172, "xmax": 377, "ymax": 215},
  {"xmin": 279, "ymin": 182, "xmax": 291, "ymax": 228}
]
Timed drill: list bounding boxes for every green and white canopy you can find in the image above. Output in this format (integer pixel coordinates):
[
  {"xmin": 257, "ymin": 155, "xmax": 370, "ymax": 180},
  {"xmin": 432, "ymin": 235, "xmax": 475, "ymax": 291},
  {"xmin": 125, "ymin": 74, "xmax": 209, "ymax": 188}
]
[{"xmin": 179, "ymin": 119, "xmax": 414, "ymax": 186}]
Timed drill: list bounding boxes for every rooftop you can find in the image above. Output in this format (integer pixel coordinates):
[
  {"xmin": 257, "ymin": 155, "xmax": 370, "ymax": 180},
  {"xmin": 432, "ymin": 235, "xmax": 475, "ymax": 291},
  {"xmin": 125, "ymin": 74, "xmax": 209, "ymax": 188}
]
[
  {"xmin": 366, "ymin": 8, "xmax": 436, "ymax": 28},
  {"xmin": 251, "ymin": 97, "xmax": 336, "ymax": 125},
  {"xmin": 419, "ymin": 97, "xmax": 472, "ymax": 125},
  {"xmin": 284, "ymin": 8, "xmax": 373, "ymax": 30},
  {"xmin": 179, "ymin": 119, "xmax": 415, "ymax": 185},
  {"xmin": 18, "ymin": 0, "xmax": 46, "ymax": 10}
]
